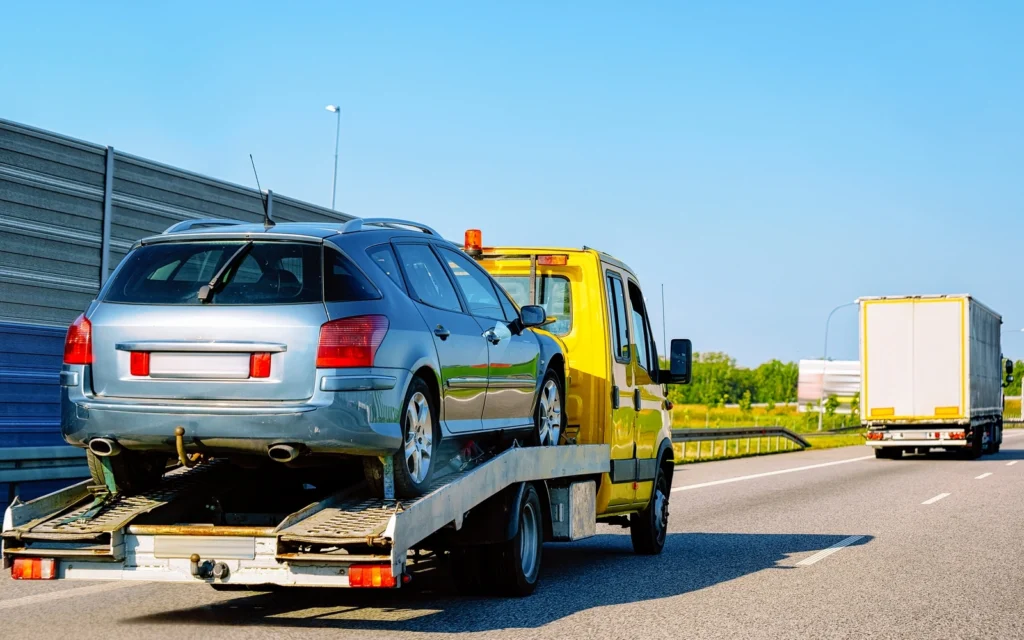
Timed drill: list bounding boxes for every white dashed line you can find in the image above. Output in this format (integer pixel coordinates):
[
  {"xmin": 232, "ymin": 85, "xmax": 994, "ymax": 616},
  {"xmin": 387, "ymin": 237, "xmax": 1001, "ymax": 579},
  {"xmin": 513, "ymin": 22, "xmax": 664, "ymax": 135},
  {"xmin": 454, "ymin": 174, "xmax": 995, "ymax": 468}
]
[
  {"xmin": 671, "ymin": 456, "xmax": 874, "ymax": 492},
  {"xmin": 1008, "ymin": 461, "xmax": 1018, "ymax": 467},
  {"xmin": 922, "ymin": 493, "xmax": 951, "ymax": 505},
  {"xmin": 975, "ymin": 473, "xmax": 993, "ymax": 480},
  {"xmin": 796, "ymin": 535, "xmax": 865, "ymax": 566}
]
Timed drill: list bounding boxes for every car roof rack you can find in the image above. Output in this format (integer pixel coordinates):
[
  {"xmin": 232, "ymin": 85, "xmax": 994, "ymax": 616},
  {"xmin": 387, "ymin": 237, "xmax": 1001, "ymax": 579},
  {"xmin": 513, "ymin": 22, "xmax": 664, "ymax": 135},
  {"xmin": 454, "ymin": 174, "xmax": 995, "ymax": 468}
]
[
  {"xmin": 341, "ymin": 218, "xmax": 439, "ymax": 236},
  {"xmin": 163, "ymin": 219, "xmax": 247, "ymax": 234}
]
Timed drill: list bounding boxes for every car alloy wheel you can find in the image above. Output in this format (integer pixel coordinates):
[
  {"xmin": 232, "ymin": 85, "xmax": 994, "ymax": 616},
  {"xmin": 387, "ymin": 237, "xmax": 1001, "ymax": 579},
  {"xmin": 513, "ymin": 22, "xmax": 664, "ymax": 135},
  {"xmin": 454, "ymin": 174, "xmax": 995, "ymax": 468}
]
[
  {"xmin": 537, "ymin": 378, "xmax": 562, "ymax": 446},
  {"xmin": 404, "ymin": 391, "xmax": 433, "ymax": 484}
]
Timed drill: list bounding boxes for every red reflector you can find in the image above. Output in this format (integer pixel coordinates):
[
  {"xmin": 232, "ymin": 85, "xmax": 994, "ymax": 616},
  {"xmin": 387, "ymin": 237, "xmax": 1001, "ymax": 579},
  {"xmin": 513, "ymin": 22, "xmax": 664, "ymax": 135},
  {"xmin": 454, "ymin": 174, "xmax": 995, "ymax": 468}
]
[
  {"xmin": 63, "ymin": 314, "xmax": 93, "ymax": 365},
  {"xmin": 348, "ymin": 564, "xmax": 396, "ymax": 588},
  {"xmin": 317, "ymin": 316, "xmax": 389, "ymax": 368},
  {"xmin": 11, "ymin": 557, "xmax": 56, "ymax": 580},
  {"xmin": 250, "ymin": 352, "xmax": 271, "ymax": 378},
  {"xmin": 949, "ymin": 431, "xmax": 965, "ymax": 440},
  {"xmin": 537, "ymin": 254, "xmax": 568, "ymax": 266},
  {"xmin": 130, "ymin": 351, "xmax": 150, "ymax": 376}
]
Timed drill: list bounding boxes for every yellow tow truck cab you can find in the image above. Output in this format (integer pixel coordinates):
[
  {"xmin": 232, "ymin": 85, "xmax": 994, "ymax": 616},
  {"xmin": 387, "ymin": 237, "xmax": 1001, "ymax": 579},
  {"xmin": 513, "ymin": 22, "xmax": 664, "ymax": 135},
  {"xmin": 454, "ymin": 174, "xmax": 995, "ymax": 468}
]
[{"xmin": 465, "ymin": 230, "xmax": 692, "ymax": 522}]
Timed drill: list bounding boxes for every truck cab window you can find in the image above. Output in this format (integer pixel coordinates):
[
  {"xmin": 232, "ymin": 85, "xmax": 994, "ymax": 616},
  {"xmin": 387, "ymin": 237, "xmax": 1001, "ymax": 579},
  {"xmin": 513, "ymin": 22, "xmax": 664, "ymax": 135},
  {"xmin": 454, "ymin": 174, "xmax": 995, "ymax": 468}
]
[
  {"xmin": 607, "ymin": 273, "xmax": 630, "ymax": 363},
  {"xmin": 627, "ymin": 281, "xmax": 654, "ymax": 373}
]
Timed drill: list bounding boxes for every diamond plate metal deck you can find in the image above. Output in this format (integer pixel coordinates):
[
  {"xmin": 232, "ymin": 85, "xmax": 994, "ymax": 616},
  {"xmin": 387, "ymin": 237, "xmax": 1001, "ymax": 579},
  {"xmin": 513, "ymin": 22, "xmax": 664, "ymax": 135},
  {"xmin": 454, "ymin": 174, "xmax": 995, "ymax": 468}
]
[{"xmin": 21, "ymin": 460, "xmax": 229, "ymax": 539}]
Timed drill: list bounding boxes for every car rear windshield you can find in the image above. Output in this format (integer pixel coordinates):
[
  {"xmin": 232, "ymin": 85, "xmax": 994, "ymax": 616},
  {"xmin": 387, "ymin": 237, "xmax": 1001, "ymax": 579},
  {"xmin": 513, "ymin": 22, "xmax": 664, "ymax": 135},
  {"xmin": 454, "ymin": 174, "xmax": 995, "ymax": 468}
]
[
  {"xmin": 104, "ymin": 241, "xmax": 324, "ymax": 305},
  {"xmin": 493, "ymin": 275, "xmax": 572, "ymax": 335}
]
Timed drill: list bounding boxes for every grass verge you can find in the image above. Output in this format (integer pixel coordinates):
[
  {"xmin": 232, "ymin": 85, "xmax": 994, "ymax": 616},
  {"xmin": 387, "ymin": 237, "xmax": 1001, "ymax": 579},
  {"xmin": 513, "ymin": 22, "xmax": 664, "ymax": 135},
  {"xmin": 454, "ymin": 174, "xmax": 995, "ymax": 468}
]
[{"xmin": 672, "ymin": 432, "xmax": 865, "ymax": 464}]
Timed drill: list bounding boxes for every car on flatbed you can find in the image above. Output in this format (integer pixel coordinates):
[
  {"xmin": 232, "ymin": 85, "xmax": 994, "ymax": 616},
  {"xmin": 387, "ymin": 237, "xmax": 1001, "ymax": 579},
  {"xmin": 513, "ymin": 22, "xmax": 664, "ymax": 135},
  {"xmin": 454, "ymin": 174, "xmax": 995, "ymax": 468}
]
[{"xmin": 61, "ymin": 218, "xmax": 566, "ymax": 498}]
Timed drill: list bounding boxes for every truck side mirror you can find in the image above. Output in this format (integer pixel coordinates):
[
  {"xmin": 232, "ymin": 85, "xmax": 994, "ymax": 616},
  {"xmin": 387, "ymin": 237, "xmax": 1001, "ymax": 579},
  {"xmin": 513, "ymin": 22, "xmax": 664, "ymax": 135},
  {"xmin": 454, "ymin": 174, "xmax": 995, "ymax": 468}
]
[
  {"xmin": 660, "ymin": 338, "xmax": 692, "ymax": 385},
  {"xmin": 1006, "ymin": 359, "xmax": 1014, "ymax": 376}
]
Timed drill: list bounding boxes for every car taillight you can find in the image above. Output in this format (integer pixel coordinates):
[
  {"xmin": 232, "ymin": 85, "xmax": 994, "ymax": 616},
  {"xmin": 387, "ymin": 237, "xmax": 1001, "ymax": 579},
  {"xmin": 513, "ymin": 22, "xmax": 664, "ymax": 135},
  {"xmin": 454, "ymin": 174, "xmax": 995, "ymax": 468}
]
[
  {"xmin": 867, "ymin": 432, "xmax": 883, "ymax": 441},
  {"xmin": 317, "ymin": 316, "xmax": 389, "ymax": 368},
  {"xmin": 348, "ymin": 564, "xmax": 396, "ymax": 588},
  {"xmin": 130, "ymin": 352, "xmax": 150, "ymax": 376},
  {"xmin": 63, "ymin": 314, "xmax": 93, "ymax": 365},
  {"xmin": 250, "ymin": 352, "xmax": 271, "ymax": 378},
  {"xmin": 11, "ymin": 557, "xmax": 57, "ymax": 580}
]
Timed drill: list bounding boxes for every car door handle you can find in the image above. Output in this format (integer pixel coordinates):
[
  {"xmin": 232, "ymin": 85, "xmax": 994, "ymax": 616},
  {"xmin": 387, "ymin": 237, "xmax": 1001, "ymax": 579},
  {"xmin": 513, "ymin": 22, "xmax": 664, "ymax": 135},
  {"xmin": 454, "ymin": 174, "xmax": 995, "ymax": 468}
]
[
  {"xmin": 482, "ymin": 329, "xmax": 501, "ymax": 345},
  {"xmin": 434, "ymin": 325, "xmax": 451, "ymax": 340}
]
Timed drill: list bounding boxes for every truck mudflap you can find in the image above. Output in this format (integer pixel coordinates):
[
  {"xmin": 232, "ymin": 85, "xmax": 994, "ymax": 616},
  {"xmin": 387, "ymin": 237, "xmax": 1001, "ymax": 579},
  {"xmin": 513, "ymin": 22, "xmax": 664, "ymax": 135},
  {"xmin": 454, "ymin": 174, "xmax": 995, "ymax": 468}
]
[{"xmin": 3, "ymin": 444, "xmax": 610, "ymax": 587}]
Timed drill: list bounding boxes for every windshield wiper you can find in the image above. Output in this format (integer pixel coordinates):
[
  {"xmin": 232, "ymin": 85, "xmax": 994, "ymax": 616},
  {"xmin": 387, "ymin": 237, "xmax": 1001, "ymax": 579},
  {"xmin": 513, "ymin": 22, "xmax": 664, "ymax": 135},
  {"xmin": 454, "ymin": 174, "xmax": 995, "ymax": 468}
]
[{"xmin": 197, "ymin": 241, "xmax": 253, "ymax": 303}]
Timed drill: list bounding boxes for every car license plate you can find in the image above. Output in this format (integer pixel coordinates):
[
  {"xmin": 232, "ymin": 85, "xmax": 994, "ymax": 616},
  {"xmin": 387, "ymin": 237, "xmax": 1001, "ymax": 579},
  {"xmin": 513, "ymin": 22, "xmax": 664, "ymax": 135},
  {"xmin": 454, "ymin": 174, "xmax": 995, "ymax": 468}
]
[{"xmin": 149, "ymin": 352, "xmax": 251, "ymax": 379}]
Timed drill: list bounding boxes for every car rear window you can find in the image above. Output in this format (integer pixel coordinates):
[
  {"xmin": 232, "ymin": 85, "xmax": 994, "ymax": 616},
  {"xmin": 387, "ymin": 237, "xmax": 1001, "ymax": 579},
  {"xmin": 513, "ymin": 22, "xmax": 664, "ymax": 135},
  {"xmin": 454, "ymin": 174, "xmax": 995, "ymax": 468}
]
[
  {"xmin": 104, "ymin": 241, "xmax": 323, "ymax": 305},
  {"xmin": 493, "ymin": 275, "xmax": 572, "ymax": 335}
]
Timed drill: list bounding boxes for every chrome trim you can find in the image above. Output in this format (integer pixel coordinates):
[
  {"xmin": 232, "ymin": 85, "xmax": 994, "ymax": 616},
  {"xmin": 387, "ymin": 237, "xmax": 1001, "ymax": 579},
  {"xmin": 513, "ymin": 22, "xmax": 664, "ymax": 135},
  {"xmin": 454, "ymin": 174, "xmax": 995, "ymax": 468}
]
[
  {"xmin": 487, "ymin": 377, "xmax": 537, "ymax": 389},
  {"xmin": 446, "ymin": 376, "xmax": 489, "ymax": 389},
  {"xmin": 115, "ymin": 341, "xmax": 288, "ymax": 353},
  {"xmin": 76, "ymin": 400, "xmax": 318, "ymax": 416},
  {"xmin": 163, "ymin": 219, "xmax": 246, "ymax": 234},
  {"xmin": 320, "ymin": 375, "xmax": 398, "ymax": 392},
  {"xmin": 342, "ymin": 218, "xmax": 440, "ymax": 236}
]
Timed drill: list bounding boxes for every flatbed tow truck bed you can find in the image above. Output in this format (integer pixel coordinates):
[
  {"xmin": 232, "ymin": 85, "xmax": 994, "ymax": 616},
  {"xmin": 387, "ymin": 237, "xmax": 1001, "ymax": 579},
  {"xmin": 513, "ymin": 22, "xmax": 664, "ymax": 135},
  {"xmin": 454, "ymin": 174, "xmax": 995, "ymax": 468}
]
[{"xmin": 2, "ymin": 445, "xmax": 609, "ymax": 590}]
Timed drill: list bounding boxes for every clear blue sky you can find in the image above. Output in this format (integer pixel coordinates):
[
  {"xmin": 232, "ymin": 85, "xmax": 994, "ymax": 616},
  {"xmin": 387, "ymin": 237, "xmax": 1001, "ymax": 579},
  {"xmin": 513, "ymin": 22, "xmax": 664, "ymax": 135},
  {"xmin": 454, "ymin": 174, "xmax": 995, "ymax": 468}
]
[{"xmin": 4, "ymin": 1, "xmax": 1023, "ymax": 366}]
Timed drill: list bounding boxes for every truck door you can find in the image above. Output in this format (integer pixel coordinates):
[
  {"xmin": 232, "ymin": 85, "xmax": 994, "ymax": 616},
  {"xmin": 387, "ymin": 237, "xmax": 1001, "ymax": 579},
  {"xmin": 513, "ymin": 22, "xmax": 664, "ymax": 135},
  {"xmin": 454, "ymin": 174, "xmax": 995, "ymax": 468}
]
[
  {"xmin": 625, "ymin": 278, "xmax": 665, "ymax": 507},
  {"xmin": 604, "ymin": 267, "xmax": 638, "ymax": 508}
]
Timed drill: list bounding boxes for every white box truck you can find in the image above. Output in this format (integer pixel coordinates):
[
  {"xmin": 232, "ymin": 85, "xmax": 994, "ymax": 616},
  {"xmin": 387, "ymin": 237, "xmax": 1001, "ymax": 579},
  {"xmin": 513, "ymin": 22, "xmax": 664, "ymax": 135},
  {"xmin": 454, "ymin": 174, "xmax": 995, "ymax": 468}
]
[{"xmin": 859, "ymin": 294, "xmax": 1011, "ymax": 459}]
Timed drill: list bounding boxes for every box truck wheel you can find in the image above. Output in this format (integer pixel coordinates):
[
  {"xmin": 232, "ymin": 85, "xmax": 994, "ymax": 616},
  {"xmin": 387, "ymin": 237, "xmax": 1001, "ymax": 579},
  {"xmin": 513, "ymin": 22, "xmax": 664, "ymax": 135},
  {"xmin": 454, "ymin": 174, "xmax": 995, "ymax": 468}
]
[
  {"xmin": 487, "ymin": 483, "xmax": 543, "ymax": 597},
  {"xmin": 630, "ymin": 468, "xmax": 670, "ymax": 554}
]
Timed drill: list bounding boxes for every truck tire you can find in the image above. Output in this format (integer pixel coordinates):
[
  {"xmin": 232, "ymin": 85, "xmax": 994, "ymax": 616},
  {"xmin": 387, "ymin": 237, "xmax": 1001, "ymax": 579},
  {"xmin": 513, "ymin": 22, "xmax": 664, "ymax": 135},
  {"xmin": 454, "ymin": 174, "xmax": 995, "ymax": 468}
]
[
  {"xmin": 86, "ymin": 449, "xmax": 165, "ymax": 494},
  {"xmin": 365, "ymin": 377, "xmax": 441, "ymax": 498},
  {"xmin": 531, "ymin": 369, "xmax": 565, "ymax": 446},
  {"xmin": 486, "ymin": 483, "xmax": 543, "ymax": 597},
  {"xmin": 965, "ymin": 428, "xmax": 984, "ymax": 459},
  {"xmin": 630, "ymin": 467, "xmax": 670, "ymax": 555}
]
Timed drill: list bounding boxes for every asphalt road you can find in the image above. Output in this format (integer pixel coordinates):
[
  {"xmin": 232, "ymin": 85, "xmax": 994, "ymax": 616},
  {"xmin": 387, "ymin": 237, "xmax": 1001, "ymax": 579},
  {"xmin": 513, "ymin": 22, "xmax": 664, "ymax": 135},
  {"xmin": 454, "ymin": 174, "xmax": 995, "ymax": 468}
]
[{"xmin": 4, "ymin": 435, "xmax": 1024, "ymax": 640}]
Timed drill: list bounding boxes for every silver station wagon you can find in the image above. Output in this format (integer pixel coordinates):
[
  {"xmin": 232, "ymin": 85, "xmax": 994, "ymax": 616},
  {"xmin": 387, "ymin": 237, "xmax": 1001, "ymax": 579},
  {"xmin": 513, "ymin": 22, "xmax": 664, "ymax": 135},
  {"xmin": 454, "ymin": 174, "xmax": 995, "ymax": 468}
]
[{"xmin": 60, "ymin": 218, "xmax": 566, "ymax": 497}]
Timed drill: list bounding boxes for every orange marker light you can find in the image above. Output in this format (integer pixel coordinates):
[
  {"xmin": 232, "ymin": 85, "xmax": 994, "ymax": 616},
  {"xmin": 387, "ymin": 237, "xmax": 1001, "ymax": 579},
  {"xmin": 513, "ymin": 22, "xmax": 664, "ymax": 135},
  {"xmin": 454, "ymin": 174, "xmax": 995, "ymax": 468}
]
[
  {"xmin": 11, "ymin": 557, "xmax": 56, "ymax": 580},
  {"xmin": 348, "ymin": 564, "xmax": 396, "ymax": 588},
  {"xmin": 537, "ymin": 255, "xmax": 568, "ymax": 266}
]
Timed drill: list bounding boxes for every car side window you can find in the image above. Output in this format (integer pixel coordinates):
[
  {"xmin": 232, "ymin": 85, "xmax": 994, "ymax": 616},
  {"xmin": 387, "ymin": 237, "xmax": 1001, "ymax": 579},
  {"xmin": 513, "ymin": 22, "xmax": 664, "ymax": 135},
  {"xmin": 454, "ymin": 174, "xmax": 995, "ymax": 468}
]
[
  {"xmin": 393, "ymin": 243, "xmax": 463, "ymax": 312},
  {"xmin": 366, "ymin": 244, "xmax": 406, "ymax": 293},
  {"xmin": 606, "ymin": 272, "xmax": 630, "ymax": 363},
  {"xmin": 438, "ymin": 247, "xmax": 506, "ymax": 321},
  {"xmin": 627, "ymin": 280, "xmax": 654, "ymax": 373},
  {"xmin": 498, "ymin": 289, "xmax": 519, "ymax": 323},
  {"xmin": 325, "ymin": 247, "xmax": 381, "ymax": 302}
]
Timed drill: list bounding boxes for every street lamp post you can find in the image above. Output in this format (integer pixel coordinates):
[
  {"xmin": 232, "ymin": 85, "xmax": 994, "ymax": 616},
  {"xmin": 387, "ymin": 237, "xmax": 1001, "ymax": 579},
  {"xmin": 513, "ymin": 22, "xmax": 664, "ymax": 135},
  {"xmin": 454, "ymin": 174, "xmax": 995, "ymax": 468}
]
[
  {"xmin": 325, "ymin": 105, "xmax": 341, "ymax": 209},
  {"xmin": 819, "ymin": 300, "xmax": 859, "ymax": 432}
]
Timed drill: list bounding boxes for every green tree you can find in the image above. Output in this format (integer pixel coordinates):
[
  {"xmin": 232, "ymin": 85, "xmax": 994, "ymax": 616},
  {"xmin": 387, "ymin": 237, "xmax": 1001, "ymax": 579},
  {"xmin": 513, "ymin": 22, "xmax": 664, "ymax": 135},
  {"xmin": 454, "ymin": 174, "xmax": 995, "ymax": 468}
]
[
  {"xmin": 850, "ymin": 391, "xmax": 861, "ymax": 418},
  {"xmin": 825, "ymin": 394, "xmax": 839, "ymax": 417},
  {"xmin": 738, "ymin": 390, "xmax": 753, "ymax": 413}
]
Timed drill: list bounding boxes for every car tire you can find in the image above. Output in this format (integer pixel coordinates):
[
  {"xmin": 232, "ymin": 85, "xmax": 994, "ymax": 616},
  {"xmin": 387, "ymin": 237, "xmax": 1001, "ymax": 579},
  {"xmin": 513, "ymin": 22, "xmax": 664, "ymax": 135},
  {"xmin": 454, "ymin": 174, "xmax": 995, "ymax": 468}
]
[
  {"xmin": 487, "ymin": 483, "xmax": 543, "ymax": 597},
  {"xmin": 87, "ymin": 449, "xmax": 165, "ymax": 494},
  {"xmin": 365, "ymin": 377, "xmax": 441, "ymax": 499},
  {"xmin": 630, "ymin": 466, "xmax": 670, "ymax": 555},
  {"xmin": 531, "ymin": 369, "xmax": 565, "ymax": 447}
]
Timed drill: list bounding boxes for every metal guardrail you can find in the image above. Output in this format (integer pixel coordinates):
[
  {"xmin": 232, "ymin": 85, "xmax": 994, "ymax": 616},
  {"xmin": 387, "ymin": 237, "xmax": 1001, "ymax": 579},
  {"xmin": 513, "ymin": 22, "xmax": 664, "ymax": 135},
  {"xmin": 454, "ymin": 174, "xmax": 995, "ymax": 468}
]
[
  {"xmin": 0, "ymin": 446, "xmax": 89, "ymax": 484},
  {"xmin": 671, "ymin": 426, "xmax": 811, "ymax": 460}
]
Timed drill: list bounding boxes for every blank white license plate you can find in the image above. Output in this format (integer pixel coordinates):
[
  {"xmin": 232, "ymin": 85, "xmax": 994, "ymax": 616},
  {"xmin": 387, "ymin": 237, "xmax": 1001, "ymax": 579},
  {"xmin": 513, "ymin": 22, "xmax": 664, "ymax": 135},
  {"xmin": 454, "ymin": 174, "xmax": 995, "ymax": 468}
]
[{"xmin": 149, "ymin": 353, "xmax": 250, "ymax": 379}]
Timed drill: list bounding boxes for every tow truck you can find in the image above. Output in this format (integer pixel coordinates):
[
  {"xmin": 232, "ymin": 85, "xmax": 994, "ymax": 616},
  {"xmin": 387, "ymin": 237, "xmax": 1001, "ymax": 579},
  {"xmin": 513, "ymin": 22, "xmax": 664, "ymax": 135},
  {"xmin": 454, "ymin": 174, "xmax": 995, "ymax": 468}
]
[{"xmin": 2, "ymin": 230, "xmax": 691, "ymax": 597}]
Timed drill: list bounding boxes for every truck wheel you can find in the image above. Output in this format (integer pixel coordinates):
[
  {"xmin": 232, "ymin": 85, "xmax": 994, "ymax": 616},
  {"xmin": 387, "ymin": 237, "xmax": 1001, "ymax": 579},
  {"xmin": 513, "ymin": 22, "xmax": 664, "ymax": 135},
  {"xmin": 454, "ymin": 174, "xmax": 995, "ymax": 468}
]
[
  {"xmin": 87, "ymin": 449, "xmax": 165, "ymax": 494},
  {"xmin": 487, "ymin": 483, "xmax": 543, "ymax": 597},
  {"xmin": 965, "ymin": 429, "xmax": 984, "ymax": 459},
  {"xmin": 365, "ymin": 378, "xmax": 441, "ymax": 498},
  {"xmin": 985, "ymin": 424, "xmax": 999, "ymax": 455},
  {"xmin": 630, "ymin": 467, "xmax": 670, "ymax": 555},
  {"xmin": 531, "ymin": 369, "xmax": 565, "ymax": 446}
]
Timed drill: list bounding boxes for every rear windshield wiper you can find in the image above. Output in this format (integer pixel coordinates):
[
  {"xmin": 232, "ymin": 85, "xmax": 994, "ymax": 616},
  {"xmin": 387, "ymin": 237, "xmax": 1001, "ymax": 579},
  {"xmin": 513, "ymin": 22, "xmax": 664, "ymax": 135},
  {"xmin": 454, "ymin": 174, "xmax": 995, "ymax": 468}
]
[{"xmin": 197, "ymin": 241, "xmax": 253, "ymax": 303}]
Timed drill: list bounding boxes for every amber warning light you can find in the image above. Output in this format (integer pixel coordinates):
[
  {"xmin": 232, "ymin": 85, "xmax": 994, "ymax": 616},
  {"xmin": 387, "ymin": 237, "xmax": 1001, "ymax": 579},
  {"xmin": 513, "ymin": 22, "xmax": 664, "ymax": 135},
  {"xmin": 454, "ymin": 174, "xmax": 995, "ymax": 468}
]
[{"xmin": 464, "ymin": 229, "xmax": 483, "ymax": 257}]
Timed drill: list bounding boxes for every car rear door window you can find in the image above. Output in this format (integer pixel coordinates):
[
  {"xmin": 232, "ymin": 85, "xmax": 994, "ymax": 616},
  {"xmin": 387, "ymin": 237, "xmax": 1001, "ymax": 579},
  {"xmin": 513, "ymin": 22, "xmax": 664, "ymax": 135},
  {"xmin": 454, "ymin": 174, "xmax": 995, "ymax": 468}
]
[
  {"xmin": 104, "ymin": 241, "xmax": 322, "ymax": 305},
  {"xmin": 324, "ymin": 247, "xmax": 380, "ymax": 301},
  {"xmin": 438, "ymin": 248, "xmax": 506, "ymax": 321},
  {"xmin": 393, "ymin": 243, "xmax": 463, "ymax": 312}
]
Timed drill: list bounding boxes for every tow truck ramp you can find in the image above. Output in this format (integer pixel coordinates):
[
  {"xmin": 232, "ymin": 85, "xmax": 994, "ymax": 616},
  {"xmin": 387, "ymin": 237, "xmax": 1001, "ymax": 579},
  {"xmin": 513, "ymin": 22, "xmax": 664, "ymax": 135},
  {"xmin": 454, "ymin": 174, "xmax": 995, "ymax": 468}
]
[{"xmin": 3, "ymin": 445, "xmax": 609, "ymax": 588}]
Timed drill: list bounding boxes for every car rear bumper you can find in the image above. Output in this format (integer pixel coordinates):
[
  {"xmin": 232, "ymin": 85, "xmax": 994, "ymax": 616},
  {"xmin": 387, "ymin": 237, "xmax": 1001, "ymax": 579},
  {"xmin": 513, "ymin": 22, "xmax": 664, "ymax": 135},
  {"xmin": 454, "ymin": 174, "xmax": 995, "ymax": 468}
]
[{"xmin": 60, "ymin": 365, "xmax": 408, "ymax": 457}]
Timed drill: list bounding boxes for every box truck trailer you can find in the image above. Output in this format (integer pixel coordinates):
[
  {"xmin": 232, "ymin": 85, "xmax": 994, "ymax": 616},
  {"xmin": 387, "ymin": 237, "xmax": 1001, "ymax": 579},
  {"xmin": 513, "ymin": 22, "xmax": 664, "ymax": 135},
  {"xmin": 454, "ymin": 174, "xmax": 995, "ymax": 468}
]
[{"xmin": 859, "ymin": 294, "xmax": 1011, "ymax": 459}]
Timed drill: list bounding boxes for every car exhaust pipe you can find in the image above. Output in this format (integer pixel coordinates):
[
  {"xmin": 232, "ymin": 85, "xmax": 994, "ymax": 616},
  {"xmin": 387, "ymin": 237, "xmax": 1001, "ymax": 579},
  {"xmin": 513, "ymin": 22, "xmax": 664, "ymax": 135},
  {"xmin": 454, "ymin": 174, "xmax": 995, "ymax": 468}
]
[
  {"xmin": 268, "ymin": 444, "xmax": 302, "ymax": 463},
  {"xmin": 88, "ymin": 438, "xmax": 121, "ymax": 457}
]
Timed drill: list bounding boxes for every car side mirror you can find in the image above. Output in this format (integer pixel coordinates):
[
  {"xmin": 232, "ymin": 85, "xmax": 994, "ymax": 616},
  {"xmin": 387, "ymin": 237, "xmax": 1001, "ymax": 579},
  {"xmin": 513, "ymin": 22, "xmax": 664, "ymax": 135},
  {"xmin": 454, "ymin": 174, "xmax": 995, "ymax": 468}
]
[
  {"xmin": 660, "ymin": 338, "xmax": 692, "ymax": 385},
  {"xmin": 520, "ymin": 305, "xmax": 546, "ymax": 328}
]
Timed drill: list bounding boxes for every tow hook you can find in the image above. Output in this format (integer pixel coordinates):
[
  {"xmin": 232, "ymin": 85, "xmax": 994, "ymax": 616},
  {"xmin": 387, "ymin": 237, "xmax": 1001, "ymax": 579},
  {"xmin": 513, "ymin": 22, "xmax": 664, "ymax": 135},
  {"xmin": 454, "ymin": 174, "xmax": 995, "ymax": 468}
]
[
  {"xmin": 189, "ymin": 554, "xmax": 213, "ymax": 579},
  {"xmin": 175, "ymin": 427, "xmax": 199, "ymax": 469}
]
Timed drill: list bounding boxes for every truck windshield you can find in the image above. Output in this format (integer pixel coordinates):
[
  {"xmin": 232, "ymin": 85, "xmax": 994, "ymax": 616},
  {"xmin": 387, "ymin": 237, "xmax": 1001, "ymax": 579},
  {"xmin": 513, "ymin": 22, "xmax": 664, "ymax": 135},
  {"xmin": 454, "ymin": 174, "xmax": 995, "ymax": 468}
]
[
  {"xmin": 104, "ymin": 241, "xmax": 323, "ymax": 305},
  {"xmin": 493, "ymin": 275, "xmax": 572, "ymax": 336}
]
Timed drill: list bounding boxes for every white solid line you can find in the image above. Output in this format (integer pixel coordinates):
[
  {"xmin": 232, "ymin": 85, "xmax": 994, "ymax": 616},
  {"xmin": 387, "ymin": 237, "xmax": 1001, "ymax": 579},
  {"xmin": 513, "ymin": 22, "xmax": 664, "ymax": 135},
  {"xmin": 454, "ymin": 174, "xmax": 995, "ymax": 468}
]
[
  {"xmin": 922, "ymin": 493, "xmax": 951, "ymax": 505},
  {"xmin": 975, "ymin": 473, "xmax": 993, "ymax": 480},
  {"xmin": 671, "ymin": 455, "xmax": 874, "ymax": 492},
  {"xmin": 0, "ymin": 581, "xmax": 137, "ymax": 611},
  {"xmin": 1008, "ymin": 461, "xmax": 1019, "ymax": 467},
  {"xmin": 796, "ymin": 535, "xmax": 865, "ymax": 567}
]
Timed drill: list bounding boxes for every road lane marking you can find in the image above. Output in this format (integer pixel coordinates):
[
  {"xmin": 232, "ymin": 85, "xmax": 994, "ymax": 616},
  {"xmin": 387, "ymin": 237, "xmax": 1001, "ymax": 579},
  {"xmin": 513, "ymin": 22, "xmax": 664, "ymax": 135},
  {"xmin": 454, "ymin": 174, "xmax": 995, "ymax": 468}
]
[
  {"xmin": 671, "ymin": 456, "xmax": 874, "ymax": 492},
  {"xmin": 922, "ymin": 493, "xmax": 951, "ymax": 505},
  {"xmin": 0, "ymin": 582, "xmax": 137, "ymax": 611},
  {"xmin": 975, "ymin": 473, "xmax": 992, "ymax": 480},
  {"xmin": 1008, "ymin": 461, "xmax": 1018, "ymax": 467},
  {"xmin": 796, "ymin": 535, "xmax": 865, "ymax": 567}
]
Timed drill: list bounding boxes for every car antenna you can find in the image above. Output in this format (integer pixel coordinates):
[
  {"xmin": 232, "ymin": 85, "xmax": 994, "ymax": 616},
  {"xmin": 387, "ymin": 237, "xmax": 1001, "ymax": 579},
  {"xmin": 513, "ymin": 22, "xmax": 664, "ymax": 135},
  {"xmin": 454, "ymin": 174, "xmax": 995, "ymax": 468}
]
[{"xmin": 250, "ymin": 154, "xmax": 275, "ymax": 230}]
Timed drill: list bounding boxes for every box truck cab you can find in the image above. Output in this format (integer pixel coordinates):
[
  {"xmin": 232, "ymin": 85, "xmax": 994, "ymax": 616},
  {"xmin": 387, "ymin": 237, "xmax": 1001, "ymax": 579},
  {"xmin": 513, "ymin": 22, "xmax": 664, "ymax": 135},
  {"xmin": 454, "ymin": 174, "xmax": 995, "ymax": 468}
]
[
  {"xmin": 860, "ymin": 294, "xmax": 1010, "ymax": 459},
  {"xmin": 464, "ymin": 230, "xmax": 691, "ymax": 525}
]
